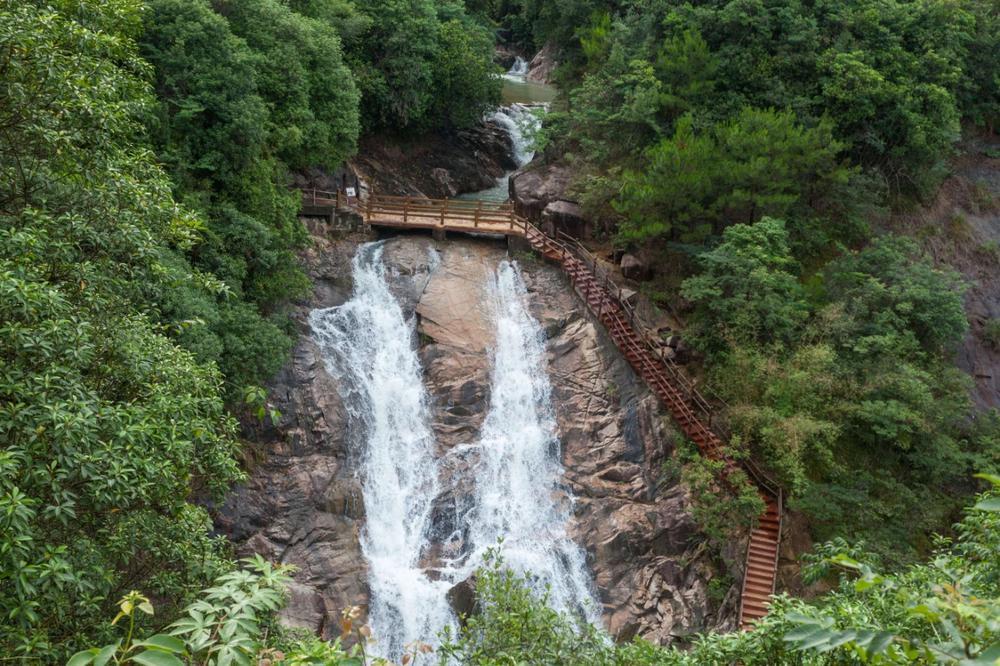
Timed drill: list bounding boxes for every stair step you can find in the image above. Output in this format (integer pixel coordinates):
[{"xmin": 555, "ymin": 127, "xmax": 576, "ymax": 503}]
[{"xmin": 749, "ymin": 545, "xmax": 778, "ymax": 559}]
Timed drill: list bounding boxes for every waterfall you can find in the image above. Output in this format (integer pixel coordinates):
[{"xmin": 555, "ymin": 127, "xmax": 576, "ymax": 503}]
[
  {"xmin": 506, "ymin": 56, "xmax": 529, "ymax": 78},
  {"xmin": 457, "ymin": 260, "xmax": 601, "ymax": 622},
  {"xmin": 309, "ymin": 246, "xmax": 599, "ymax": 658},
  {"xmin": 488, "ymin": 103, "xmax": 542, "ymax": 168},
  {"xmin": 308, "ymin": 243, "xmax": 455, "ymax": 661}
]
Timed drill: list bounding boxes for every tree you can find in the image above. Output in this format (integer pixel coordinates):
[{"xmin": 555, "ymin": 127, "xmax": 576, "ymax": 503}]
[
  {"xmin": 430, "ymin": 20, "xmax": 503, "ymax": 130},
  {"xmin": 216, "ymin": 0, "xmax": 360, "ymax": 170},
  {"xmin": 350, "ymin": 0, "xmax": 440, "ymax": 130},
  {"xmin": 0, "ymin": 2, "xmax": 242, "ymax": 657},
  {"xmin": 822, "ymin": 237, "xmax": 969, "ymax": 358},
  {"xmin": 681, "ymin": 218, "xmax": 810, "ymax": 355},
  {"xmin": 141, "ymin": 0, "xmax": 310, "ymax": 397},
  {"xmin": 616, "ymin": 109, "xmax": 853, "ymax": 248},
  {"xmin": 348, "ymin": 0, "xmax": 502, "ymax": 132}
]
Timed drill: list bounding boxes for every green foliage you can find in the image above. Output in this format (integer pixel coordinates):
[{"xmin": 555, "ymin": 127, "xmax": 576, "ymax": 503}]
[
  {"xmin": 68, "ymin": 591, "xmax": 185, "ymax": 666},
  {"xmin": 565, "ymin": 49, "xmax": 664, "ymax": 165},
  {"xmin": 821, "ymin": 237, "xmax": 968, "ymax": 357},
  {"xmin": 577, "ymin": 10, "xmax": 612, "ymax": 68},
  {"xmin": 519, "ymin": 0, "xmax": 984, "ymax": 200},
  {"xmin": 437, "ymin": 550, "xmax": 609, "ymax": 665},
  {"xmin": 784, "ymin": 475, "xmax": 1000, "ymax": 663},
  {"xmin": 167, "ymin": 556, "xmax": 290, "ymax": 663},
  {"xmin": 430, "ymin": 20, "xmax": 503, "ymax": 130},
  {"xmin": 348, "ymin": 0, "xmax": 501, "ymax": 132},
  {"xmin": 684, "ymin": 229, "xmax": 990, "ymax": 556},
  {"xmin": 437, "ymin": 482, "xmax": 1000, "ymax": 665},
  {"xmin": 670, "ymin": 439, "xmax": 767, "ymax": 545},
  {"xmin": 0, "ymin": 0, "xmax": 243, "ymax": 658},
  {"xmin": 680, "ymin": 218, "xmax": 810, "ymax": 355},
  {"xmin": 615, "ymin": 109, "xmax": 857, "ymax": 252},
  {"xmin": 139, "ymin": 0, "xmax": 322, "ymax": 397},
  {"xmin": 71, "ymin": 558, "xmax": 393, "ymax": 666},
  {"xmin": 985, "ymin": 319, "xmax": 1000, "ymax": 351}
]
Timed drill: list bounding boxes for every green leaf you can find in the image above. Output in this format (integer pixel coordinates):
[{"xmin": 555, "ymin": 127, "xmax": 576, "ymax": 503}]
[
  {"xmin": 784, "ymin": 624, "xmax": 827, "ymax": 643},
  {"xmin": 973, "ymin": 498, "xmax": 1000, "ymax": 512},
  {"xmin": 130, "ymin": 651, "xmax": 185, "ymax": 666},
  {"xmin": 824, "ymin": 630, "xmax": 858, "ymax": 650},
  {"xmin": 976, "ymin": 643, "xmax": 1000, "ymax": 662},
  {"xmin": 94, "ymin": 641, "xmax": 121, "ymax": 666},
  {"xmin": 867, "ymin": 631, "xmax": 895, "ymax": 655},
  {"xmin": 133, "ymin": 635, "xmax": 184, "ymax": 654},
  {"xmin": 973, "ymin": 472, "xmax": 1000, "ymax": 486},
  {"xmin": 798, "ymin": 628, "xmax": 836, "ymax": 650},
  {"xmin": 67, "ymin": 649, "xmax": 98, "ymax": 666}
]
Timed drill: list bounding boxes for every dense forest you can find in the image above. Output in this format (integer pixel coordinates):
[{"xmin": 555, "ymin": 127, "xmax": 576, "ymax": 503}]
[{"xmin": 1, "ymin": 0, "xmax": 998, "ymax": 663}]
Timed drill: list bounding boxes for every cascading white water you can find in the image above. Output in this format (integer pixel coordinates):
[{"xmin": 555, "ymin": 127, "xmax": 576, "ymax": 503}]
[
  {"xmin": 455, "ymin": 260, "xmax": 601, "ymax": 622},
  {"xmin": 308, "ymin": 243, "xmax": 455, "ymax": 661},
  {"xmin": 506, "ymin": 56, "xmax": 529, "ymax": 78},
  {"xmin": 310, "ymin": 246, "xmax": 599, "ymax": 658},
  {"xmin": 488, "ymin": 103, "xmax": 542, "ymax": 168}
]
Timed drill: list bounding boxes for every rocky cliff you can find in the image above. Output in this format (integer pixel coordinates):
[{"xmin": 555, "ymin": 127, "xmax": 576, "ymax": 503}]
[
  {"xmin": 892, "ymin": 140, "xmax": 1000, "ymax": 410},
  {"xmin": 215, "ymin": 229, "xmax": 735, "ymax": 644}
]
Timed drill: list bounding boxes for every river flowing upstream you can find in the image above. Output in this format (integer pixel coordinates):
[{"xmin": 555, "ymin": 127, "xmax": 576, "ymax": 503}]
[{"xmin": 309, "ymin": 245, "xmax": 597, "ymax": 660}]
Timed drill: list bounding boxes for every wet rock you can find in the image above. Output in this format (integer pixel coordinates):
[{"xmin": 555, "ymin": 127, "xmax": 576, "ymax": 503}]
[
  {"xmin": 494, "ymin": 45, "xmax": 520, "ymax": 70},
  {"xmin": 349, "ymin": 122, "xmax": 516, "ymax": 199},
  {"xmin": 278, "ymin": 581, "xmax": 328, "ymax": 634},
  {"xmin": 446, "ymin": 576, "xmax": 478, "ymax": 620}
]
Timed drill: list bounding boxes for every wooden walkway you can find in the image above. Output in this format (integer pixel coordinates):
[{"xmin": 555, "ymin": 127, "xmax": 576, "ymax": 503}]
[{"xmin": 312, "ymin": 191, "xmax": 783, "ymax": 629}]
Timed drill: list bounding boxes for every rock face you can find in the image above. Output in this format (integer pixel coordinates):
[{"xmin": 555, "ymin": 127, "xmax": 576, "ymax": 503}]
[
  {"xmin": 510, "ymin": 162, "xmax": 571, "ymax": 218},
  {"xmin": 620, "ymin": 253, "xmax": 650, "ymax": 281},
  {"xmin": 349, "ymin": 123, "xmax": 516, "ymax": 199},
  {"xmin": 214, "ymin": 230, "xmax": 372, "ymax": 639},
  {"xmin": 526, "ymin": 43, "xmax": 558, "ymax": 83},
  {"xmin": 216, "ymin": 230, "xmax": 733, "ymax": 644},
  {"xmin": 542, "ymin": 200, "xmax": 590, "ymax": 238},
  {"xmin": 520, "ymin": 259, "xmax": 736, "ymax": 641},
  {"xmin": 511, "ymin": 164, "xmax": 591, "ymax": 238},
  {"xmin": 897, "ymin": 143, "xmax": 1000, "ymax": 410}
]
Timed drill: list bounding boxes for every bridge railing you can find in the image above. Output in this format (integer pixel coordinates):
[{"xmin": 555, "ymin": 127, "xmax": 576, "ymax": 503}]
[
  {"xmin": 363, "ymin": 195, "xmax": 523, "ymax": 231},
  {"xmin": 302, "ymin": 188, "xmax": 347, "ymax": 207}
]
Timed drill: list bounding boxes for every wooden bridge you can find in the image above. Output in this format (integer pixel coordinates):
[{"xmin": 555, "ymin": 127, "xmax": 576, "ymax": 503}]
[{"xmin": 305, "ymin": 190, "xmax": 783, "ymax": 630}]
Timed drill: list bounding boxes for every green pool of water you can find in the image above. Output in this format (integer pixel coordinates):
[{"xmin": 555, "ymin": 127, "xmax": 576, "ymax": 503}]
[{"xmin": 501, "ymin": 76, "xmax": 557, "ymax": 105}]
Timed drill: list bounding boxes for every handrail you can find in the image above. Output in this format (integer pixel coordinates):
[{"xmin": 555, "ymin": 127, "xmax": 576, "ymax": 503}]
[
  {"xmin": 544, "ymin": 224, "xmax": 783, "ymax": 502},
  {"xmin": 339, "ymin": 191, "xmax": 785, "ymax": 507},
  {"xmin": 552, "ymin": 230, "xmax": 739, "ymax": 420}
]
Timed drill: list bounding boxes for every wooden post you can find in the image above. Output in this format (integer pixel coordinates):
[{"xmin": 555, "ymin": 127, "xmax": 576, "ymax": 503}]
[
  {"xmin": 403, "ymin": 198, "xmax": 409, "ymax": 224},
  {"xmin": 475, "ymin": 200, "xmax": 482, "ymax": 228},
  {"xmin": 440, "ymin": 200, "xmax": 446, "ymax": 226}
]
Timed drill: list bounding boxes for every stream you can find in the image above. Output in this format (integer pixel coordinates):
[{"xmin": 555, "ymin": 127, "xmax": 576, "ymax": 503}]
[{"xmin": 457, "ymin": 60, "xmax": 556, "ymax": 203}]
